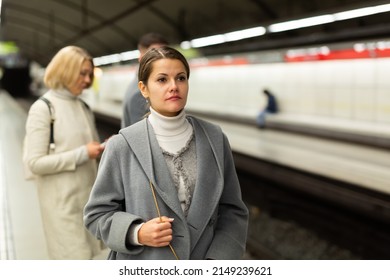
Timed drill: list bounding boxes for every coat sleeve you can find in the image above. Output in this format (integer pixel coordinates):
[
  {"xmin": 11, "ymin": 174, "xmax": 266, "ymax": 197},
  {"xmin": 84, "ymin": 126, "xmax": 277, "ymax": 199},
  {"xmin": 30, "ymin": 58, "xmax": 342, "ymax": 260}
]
[
  {"xmin": 25, "ymin": 100, "xmax": 80, "ymax": 175},
  {"xmin": 83, "ymin": 135, "xmax": 144, "ymax": 255},
  {"xmin": 206, "ymin": 133, "xmax": 249, "ymax": 259}
]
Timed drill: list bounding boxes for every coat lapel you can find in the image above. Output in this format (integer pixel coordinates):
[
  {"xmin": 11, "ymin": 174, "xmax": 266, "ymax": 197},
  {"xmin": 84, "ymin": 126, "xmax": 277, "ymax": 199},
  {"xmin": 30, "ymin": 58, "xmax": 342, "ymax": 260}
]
[{"xmin": 186, "ymin": 118, "xmax": 224, "ymax": 251}]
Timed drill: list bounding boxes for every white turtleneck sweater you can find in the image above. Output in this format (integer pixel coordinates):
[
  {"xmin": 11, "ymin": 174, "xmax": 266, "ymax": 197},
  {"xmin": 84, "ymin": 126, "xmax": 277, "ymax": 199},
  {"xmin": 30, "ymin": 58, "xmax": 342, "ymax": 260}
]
[
  {"xmin": 148, "ymin": 107, "xmax": 193, "ymax": 154},
  {"xmin": 148, "ymin": 107, "xmax": 195, "ymax": 213}
]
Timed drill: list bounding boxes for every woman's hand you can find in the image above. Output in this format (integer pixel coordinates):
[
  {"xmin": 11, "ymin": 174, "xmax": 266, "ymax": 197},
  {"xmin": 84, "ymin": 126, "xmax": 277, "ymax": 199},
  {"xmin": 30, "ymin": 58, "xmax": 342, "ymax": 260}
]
[
  {"xmin": 86, "ymin": 141, "xmax": 104, "ymax": 159},
  {"xmin": 138, "ymin": 216, "xmax": 174, "ymax": 247}
]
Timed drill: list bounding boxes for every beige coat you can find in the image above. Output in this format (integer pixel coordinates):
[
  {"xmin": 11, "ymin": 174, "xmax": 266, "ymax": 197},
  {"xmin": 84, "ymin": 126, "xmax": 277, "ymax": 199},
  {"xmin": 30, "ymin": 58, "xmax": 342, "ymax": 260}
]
[{"xmin": 24, "ymin": 89, "xmax": 103, "ymax": 259}]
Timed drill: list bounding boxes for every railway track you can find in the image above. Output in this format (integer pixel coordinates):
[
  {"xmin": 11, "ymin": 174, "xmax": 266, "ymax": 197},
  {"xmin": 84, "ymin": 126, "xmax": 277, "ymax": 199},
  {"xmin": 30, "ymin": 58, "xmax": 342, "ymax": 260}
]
[{"xmin": 236, "ymin": 157, "xmax": 390, "ymax": 260}]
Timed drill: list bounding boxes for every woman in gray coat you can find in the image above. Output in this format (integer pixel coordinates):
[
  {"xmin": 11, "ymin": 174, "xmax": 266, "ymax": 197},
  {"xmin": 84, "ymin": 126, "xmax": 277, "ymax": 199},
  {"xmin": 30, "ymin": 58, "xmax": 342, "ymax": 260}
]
[{"xmin": 84, "ymin": 46, "xmax": 248, "ymax": 260}]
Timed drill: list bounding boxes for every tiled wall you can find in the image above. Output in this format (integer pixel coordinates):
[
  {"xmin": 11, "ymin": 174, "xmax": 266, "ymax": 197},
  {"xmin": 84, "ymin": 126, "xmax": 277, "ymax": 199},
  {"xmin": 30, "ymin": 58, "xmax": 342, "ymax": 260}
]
[{"xmin": 186, "ymin": 58, "xmax": 390, "ymax": 124}]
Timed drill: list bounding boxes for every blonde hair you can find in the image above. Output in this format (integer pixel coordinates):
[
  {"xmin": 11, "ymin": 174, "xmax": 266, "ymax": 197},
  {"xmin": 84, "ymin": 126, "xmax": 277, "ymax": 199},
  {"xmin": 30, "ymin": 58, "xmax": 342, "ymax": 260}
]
[{"xmin": 44, "ymin": 46, "xmax": 94, "ymax": 89}]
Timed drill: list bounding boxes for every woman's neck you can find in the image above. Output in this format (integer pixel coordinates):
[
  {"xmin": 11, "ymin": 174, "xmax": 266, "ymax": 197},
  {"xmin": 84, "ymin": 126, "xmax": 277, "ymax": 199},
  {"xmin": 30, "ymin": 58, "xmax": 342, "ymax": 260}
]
[
  {"xmin": 148, "ymin": 107, "xmax": 193, "ymax": 154},
  {"xmin": 148, "ymin": 107, "xmax": 188, "ymax": 137}
]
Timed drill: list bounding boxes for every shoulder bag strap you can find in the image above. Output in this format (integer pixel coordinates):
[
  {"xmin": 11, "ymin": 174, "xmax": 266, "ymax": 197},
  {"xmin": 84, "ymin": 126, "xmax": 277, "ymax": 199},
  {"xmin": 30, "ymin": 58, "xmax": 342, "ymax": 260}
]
[{"xmin": 39, "ymin": 96, "xmax": 56, "ymax": 150}]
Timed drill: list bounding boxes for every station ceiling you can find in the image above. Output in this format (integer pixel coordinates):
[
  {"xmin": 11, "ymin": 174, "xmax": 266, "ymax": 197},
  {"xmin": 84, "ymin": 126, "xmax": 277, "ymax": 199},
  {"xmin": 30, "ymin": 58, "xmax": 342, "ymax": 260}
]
[{"xmin": 1, "ymin": 0, "xmax": 390, "ymax": 66}]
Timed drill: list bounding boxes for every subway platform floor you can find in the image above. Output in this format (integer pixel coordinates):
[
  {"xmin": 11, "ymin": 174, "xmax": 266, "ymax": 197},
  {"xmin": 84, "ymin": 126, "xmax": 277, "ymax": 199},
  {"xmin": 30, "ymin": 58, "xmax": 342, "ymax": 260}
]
[{"xmin": 0, "ymin": 91, "xmax": 48, "ymax": 259}]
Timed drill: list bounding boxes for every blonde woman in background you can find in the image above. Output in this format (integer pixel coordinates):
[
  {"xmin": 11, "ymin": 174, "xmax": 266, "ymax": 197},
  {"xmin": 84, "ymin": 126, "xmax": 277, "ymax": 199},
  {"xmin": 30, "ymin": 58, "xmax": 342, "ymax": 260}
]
[{"xmin": 24, "ymin": 46, "xmax": 105, "ymax": 259}]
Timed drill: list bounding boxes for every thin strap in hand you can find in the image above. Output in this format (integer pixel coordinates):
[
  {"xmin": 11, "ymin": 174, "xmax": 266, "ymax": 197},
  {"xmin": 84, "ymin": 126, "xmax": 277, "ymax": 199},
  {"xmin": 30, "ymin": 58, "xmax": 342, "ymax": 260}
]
[{"xmin": 149, "ymin": 181, "xmax": 179, "ymax": 260}]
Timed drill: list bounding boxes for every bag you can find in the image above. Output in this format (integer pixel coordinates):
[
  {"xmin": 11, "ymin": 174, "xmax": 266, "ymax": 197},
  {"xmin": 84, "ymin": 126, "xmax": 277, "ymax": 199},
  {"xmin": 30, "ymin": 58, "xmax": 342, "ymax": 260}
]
[{"xmin": 23, "ymin": 97, "xmax": 55, "ymax": 180}]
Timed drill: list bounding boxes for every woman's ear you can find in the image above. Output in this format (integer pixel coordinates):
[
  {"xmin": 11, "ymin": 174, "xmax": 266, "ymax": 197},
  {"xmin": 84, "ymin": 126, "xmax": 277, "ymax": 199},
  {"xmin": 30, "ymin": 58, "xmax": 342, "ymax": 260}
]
[{"xmin": 138, "ymin": 81, "xmax": 149, "ymax": 99}]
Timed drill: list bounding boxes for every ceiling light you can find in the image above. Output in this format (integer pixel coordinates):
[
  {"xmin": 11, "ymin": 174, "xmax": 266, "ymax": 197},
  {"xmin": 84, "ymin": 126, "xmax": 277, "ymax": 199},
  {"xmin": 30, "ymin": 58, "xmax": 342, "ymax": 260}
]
[
  {"xmin": 269, "ymin": 3, "xmax": 390, "ymax": 33},
  {"xmin": 268, "ymin": 14, "xmax": 335, "ymax": 33},
  {"xmin": 93, "ymin": 54, "xmax": 121, "ymax": 66},
  {"xmin": 180, "ymin": 41, "xmax": 192, "ymax": 50},
  {"xmin": 334, "ymin": 4, "xmax": 390, "ymax": 21},
  {"xmin": 120, "ymin": 50, "xmax": 139, "ymax": 61},
  {"xmin": 224, "ymin": 27, "xmax": 266, "ymax": 42},
  {"xmin": 190, "ymin": 35, "xmax": 226, "ymax": 48},
  {"xmin": 186, "ymin": 26, "xmax": 267, "ymax": 49}
]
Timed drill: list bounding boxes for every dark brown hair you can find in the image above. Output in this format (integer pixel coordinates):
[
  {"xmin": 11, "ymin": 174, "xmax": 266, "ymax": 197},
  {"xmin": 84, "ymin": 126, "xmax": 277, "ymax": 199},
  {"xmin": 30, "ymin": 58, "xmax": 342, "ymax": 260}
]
[
  {"xmin": 138, "ymin": 33, "xmax": 168, "ymax": 50},
  {"xmin": 138, "ymin": 46, "xmax": 190, "ymax": 85}
]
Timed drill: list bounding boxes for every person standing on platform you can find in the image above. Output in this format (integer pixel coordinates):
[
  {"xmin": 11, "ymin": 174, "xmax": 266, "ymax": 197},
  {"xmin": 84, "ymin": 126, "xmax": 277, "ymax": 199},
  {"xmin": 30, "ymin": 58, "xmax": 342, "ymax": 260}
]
[
  {"xmin": 121, "ymin": 32, "xmax": 168, "ymax": 128},
  {"xmin": 24, "ymin": 46, "xmax": 105, "ymax": 259},
  {"xmin": 84, "ymin": 46, "xmax": 249, "ymax": 260},
  {"xmin": 256, "ymin": 88, "xmax": 278, "ymax": 128}
]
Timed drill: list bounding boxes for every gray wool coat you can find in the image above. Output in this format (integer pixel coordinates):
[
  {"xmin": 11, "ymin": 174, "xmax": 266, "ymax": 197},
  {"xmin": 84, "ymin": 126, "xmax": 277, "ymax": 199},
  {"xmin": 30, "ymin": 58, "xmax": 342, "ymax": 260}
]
[{"xmin": 84, "ymin": 116, "xmax": 249, "ymax": 260}]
